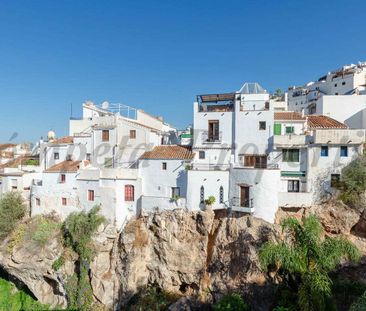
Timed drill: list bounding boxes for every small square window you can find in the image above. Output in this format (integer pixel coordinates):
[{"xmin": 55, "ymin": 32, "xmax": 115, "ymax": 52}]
[
  {"xmin": 334, "ymin": 83, "xmax": 337, "ymax": 87},
  {"xmin": 130, "ymin": 130, "xmax": 136, "ymax": 139},
  {"xmin": 60, "ymin": 174, "xmax": 66, "ymax": 183},
  {"xmin": 36, "ymin": 198, "xmax": 41, "ymax": 206},
  {"xmin": 199, "ymin": 151, "xmax": 205, "ymax": 159},
  {"xmin": 321, "ymin": 146, "xmax": 329, "ymax": 157},
  {"xmin": 171, "ymin": 187, "xmax": 180, "ymax": 197},
  {"xmin": 259, "ymin": 121, "xmax": 266, "ymax": 130},
  {"xmin": 285, "ymin": 126, "xmax": 294, "ymax": 134},
  {"xmin": 342, "ymin": 81, "xmax": 346, "ymax": 85},
  {"xmin": 54, "ymin": 153, "xmax": 59, "ymax": 160},
  {"xmin": 288, "ymin": 180, "xmax": 300, "ymax": 193},
  {"xmin": 62, "ymin": 198, "xmax": 67, "ymax": 206},
  {"xmin": 162, "ymin": 162, "xmax": 167, "ymax": 170},
  {"xmin": 340, "ymin": 146, "xmax": 348, "ymax": 157}
]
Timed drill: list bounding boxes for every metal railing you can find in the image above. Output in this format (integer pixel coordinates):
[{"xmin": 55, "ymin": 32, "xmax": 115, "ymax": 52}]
[{"xmin": 231, "ymin": 197, "xmax": 254, "ymax": 209}]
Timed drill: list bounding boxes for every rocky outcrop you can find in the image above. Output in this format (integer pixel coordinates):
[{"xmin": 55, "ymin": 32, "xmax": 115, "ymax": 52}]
[{"xmin": 0, "ymin": 203, "xmax": 365, "ymax": 310}]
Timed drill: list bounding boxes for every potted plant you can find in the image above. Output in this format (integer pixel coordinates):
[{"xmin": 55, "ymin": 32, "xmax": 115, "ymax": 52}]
[
  {"xmin": 204, "ymin": 196, "xmax": 216, "ymax": 209},
  {"xmin": 170, "ymin": 195, "xmax": 181, "ymax": 204}
]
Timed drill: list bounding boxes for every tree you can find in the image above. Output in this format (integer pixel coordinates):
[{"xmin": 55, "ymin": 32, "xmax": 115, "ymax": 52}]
[
  {"xmin": 213, "ymin": 293, "xmax": 249, "ymax": 311},
  {"xmin": 259, "ymin": 215, "xmax": 361, "ymax": 311},
  {"xmin": 0, "ymin": 192, "xmax": 26, "ymax": 240},
  {"xmin": 273, "ymin": 88, "xmax": 283, "ymax": 98}
]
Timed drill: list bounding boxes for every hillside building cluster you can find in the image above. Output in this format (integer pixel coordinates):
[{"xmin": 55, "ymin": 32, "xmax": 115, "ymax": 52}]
[{"xmin": 1, "ymin": 62, "xmax": 366, "ymax": 228}]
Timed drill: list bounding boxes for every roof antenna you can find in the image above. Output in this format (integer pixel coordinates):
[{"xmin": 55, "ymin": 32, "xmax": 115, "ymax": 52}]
[{"xmin": 70, "ymin": 103, "xmax": 73, "ymax": 119}]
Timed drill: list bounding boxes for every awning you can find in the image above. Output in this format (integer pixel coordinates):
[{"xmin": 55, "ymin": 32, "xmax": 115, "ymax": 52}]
[{"xmin": 281, "ymin": 171, "xmax": 306, "ymax": 177}]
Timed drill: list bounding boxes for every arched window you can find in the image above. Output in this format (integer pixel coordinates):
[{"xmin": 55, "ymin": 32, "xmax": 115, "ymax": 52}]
[
  {"xmin": 219, "ymin": 186, "xmax": 224, "ymax": 204},
  {"xmin": 200, "ymin": 186, "xmax": 204, "ymax": 204},
  {"xmin": 125, "ymin": 185, "xmax": 135, "ymax": 202}
]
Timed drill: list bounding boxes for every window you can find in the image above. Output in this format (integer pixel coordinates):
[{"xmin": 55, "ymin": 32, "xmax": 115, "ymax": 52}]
[
  {"xmin": 331, "ymin": 174, "xmax": 341, "ymax": 188},
  {"xmin": 219, "ymin": 186, "xmax": 224, "ymax": 204},
  {"xmin": 208, "ymin": 120, "xmax": 219, "ymax": 141},
  {"xmin": 282, "ymin": 149, "xmax": 300, "ymax": 162},
  {"xmin": 86, "ymin": 153, "xmax": 91, "ymax": 161},
  {"xmin": 88, "ymin": 190, "xmax": 95, "ymax": 201},
  {"xmin": 335, "ymin": 92, "xmax": 339, "ymax": 95},
  {"xmin": 244, "ymin": 155, "xmax": 267, "ymax": 168},
  {"xmin": 199, "ymin": 151, "xmax": 205, "ymax": 159},
  {"xmin": 285, "ymin": 126, "xmax": 294, "ymax": 134},
  {"xmin": 342, "ymin": 81, "xmax": 346, "ymax": 85},
  {"xmin": 288, "ymin": 180, "xmax": 300, "ymax": 192},
  {"xmin": 334, "ymin": 83, "xmax": 337, "ymax": 87},
  {"xmin": 125, "ymin": 185, "xmax": 135, "ymax": 202},
  {"xmin": 36, "ymin": 198, "xmax": 40, "ymax": 206},
  {"xmin": 54, "ymin": 152, "xmax": 59, "ymax": 160},
  {"xmin": 62, "ymin": 198, "xmax": 67, "ymax": 206},
  {"xmin": 162, "ymin": 162, "xmax": 167, "ymax": 170},
  {"xmin": 200, "ymin": 186, "xmax": 204, "ymax": 204},
  {"xmin": 130, "ymin": 130, "xmax": 136, "ymax": 139},
  {"xmin": 104, "ymin": 157, "xmax": 113, "ymax": 168},
  {"xmin": 60, "ymin": 174, "xmax": 66, "ymax": 183},
  {"xmin": 321, "ymin": 146, "xmax": 329, "ymax": 157},
  {"xmin": 340, "ymin": 146, "xmax": 348, "ymax": 157},
  {"xmin": 240, "ymin": 186, "xmax": 250, "ymax": 207},
  {"xmin": 259, "ymin": 121, "xmax": 266, "ymax": 130},
  {"xmin": 102, "ymin": 130, "xmax": 110, "ymax": 142},
  {"xmin": 264, "ymin": 102, "xmax": 270, "ymax": 110},
  {"xmin": 171, "ymin": 187, "xmax": 180, "ymax": 197}
]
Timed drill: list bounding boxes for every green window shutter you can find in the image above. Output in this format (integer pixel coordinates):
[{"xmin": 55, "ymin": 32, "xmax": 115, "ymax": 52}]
[
  {"xmin": 274, "ymin": 123, "xmax": 282, "ymax": 135},
  {"xmin": 286, "ymin": 126, "xmax": 294, "ymax": 134}
]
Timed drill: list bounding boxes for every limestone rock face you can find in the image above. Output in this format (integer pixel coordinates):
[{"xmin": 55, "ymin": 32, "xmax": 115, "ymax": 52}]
[{"xmin": 0, "ymin": 203, "xmax": 365, "ymax": 310}]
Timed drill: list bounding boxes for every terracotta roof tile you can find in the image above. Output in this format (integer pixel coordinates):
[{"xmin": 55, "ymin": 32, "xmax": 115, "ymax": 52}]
[
  {"xmin": 0, "ymin": 156, "xmax": 38, "ymax": 169},
  {"xmin": 307, "ymin": 115, "xmax": 348, "ymax": 129},
  {"xmin": 51, "ymin": 136, "xmax": 74, "ymax": 145},
  {"xmin": 0, "ymin": 144, "xmax": 16, "ymax": 151},
  {"xmin": 140, "ymin": 145, "xmax": 194, "ymax": 160},
  {"xmin": 45, "ymin": 160, "xmax": 88, "ymax": 173},
  {"xmin": 274, "ymin": 111, "xmax": 306, "ymax": 121}
]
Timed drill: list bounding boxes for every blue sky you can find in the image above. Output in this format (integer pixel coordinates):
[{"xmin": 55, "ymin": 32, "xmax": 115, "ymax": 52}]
[{"xmin": 0, "ymin": 0, "xmax": 365, "ymax": 143}]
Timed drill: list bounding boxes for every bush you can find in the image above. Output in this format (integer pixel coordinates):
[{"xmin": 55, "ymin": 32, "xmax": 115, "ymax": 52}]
[
  {"xmin": 0, "ymin": 192, "xmax": 26, "ymax": 240},
  {"xmin": 205, "ymin": 196, "xmax": 216, "ymax": 206},
  {"xmin": 31, "ymin": 217, "xmax": 61, "ymax": 247},
  {"xmin": 62, "ymin": 206, "xmax": 105, "ymax": 262},
  {"xmin": 213, "ymin": 293, "xmax": 249, "ymax": 311},
  {"xmin": 23, "ymin": 159, "xmax": 39, "ymax": 166},
  {"xmin": 52, "ymin": 256, "xmax": 65, "ymax": 271},
  {"xmin": 340, "ymin": 155, "xmax": 366, "ymax": 205}
]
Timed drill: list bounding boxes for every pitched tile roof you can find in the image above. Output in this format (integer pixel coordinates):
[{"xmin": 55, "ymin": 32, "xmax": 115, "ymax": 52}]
[
  {"xmin": 0, "ymin": 156, "xmax": 38, "ymax": 169},
  {"xmin": 0, "ymin": 144, "xmax": 16, "ymax": 151},
  {"xmin": 140, "ymin": 145, "xmax": 194, "ymax": 160},
  {"xmin": 45, "ymin": 160, "xmax": 87, "ymax": 173},
  {"xmin": 51, "ymin": 136, "xmax": 74, "ymax": 145},
  {"xmin": 307, "ymin": 115, "xmax": 348, "ymax": 129},
  {"xmin": 274, "ymin": 111, "xmax": 306, "ymax": 121}
]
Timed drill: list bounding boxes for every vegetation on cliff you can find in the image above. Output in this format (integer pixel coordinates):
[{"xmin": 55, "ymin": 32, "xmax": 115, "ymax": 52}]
[{"xmin": 260, "ymin": 215, "xmax": 361, "ymax": 311}]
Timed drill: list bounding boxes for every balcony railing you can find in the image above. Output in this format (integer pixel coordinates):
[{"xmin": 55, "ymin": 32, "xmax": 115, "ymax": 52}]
[
  {"xmin": 230, "ymin": 197, "xmax": 254, "ymax": 209},
  {"xmin": 201, "ymin": 131, "xmax": 222, "ymax": 143},
  {"xmin": 198, "ymin": 103, "xmax": 234, "ymax": 112},
  {"xmin": 274, "ymin": 134, "xmax": 307, "ymax": 146}
]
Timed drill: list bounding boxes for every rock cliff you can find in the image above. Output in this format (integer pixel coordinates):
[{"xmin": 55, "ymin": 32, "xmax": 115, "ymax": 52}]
[{"xmin": 0, "ymin": 202, "xmax": 365, "ymax": 310}]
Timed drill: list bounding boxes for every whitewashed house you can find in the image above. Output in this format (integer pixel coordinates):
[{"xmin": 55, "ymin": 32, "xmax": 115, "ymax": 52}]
[{"xmin": 287, "ymin": 62, "xmax": 366, "ymax": 130}]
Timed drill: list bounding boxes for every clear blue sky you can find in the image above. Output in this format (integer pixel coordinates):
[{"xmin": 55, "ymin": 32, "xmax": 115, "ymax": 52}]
[{"xmin": 0, "ymin": 0, "xmax": 365, "ymax": 143}]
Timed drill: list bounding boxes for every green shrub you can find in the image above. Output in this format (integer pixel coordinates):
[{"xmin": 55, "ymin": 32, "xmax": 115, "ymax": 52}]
[
  {"xmin": 0, "ymin": 192, "xmax": 26, "ymax": 240},
  {"xmin": 52, "ymin": 255, "xmax": 65, "ymax": 271},
  {"xmin": 213, "ymin": 293, "xmax": 249, "ymax": 311},
  {"xmin": 31, "ymin": 217, "xmax": 61, "ymax": 247},
  {"xmin": 340, "ymin": 155, "xmax": 366, "ymax": 205},
  {"xmin": 205, "ymin": 196, "xmax": 216, "ymax": 206},
  {"xmin": 23, "ymin": 159, "xmax": 39, "ymax": 166},
  {"xmin": 62, "ymin": 206, "xmax": 105, "ymax": 262},
  {"xmin": 349, "ymin": 291, "xmax": 366, "ymax": 311}
]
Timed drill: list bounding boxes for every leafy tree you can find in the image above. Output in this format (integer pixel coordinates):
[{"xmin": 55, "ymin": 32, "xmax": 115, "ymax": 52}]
[
  {"xmin": 213, "ymin": 293, "xmax": 249, "ymax": 311},
  {"xmin": 0, "ymin": 192, "xmax": 26, "ymax": 240},
  {"xmin": 259, "ymin": 215, "xmax": 361, "ymax": 311},
  {"xmin": 273, "ymin": 88, "xmax": 283, "ymax": 98}
]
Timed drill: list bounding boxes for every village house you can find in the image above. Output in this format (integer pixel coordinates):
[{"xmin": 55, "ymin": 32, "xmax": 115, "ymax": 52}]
[{"xmin": 287, "ymin": 62, "xmax": 366, "ymax": 130}]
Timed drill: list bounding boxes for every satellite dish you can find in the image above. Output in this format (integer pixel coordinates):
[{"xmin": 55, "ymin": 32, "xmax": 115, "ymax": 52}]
[{"xmin": 102, "ymin": 101, "xmax": 109, "ymax": 110}]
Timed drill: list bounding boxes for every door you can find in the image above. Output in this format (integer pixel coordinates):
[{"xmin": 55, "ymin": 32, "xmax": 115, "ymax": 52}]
[
  {"xmin": 274, "ymin": 123, "xmax": 282, "ymax": 135},
  {"xmin": 240, "ymin": 186, "xmax": 250, "ymax": 207}
]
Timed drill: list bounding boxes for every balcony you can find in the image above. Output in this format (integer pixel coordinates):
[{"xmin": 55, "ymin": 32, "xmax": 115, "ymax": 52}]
[
  {"xmin": 201, "ymin": 130, "xmax": 222, "ymax": 143},
  {"xmin": 278, "ymin": 191, "xmax": 313, "ymax": 207},
  {"xmin": 191, "ymin": 163, "xmax": 230, "ymax": 171},
  {"xmin": 313, "ymin": 129, "xmax": 365, "ymax": 145},
  {"xmin": 230, "ymin": 197, "xmax": 254, "ymax": 213},
  {"xmin": 274, "ymin": 134, "xmax": 307, "ymax": 147},
  {"xmin": 199, "ymin": 103, "xmax": 234, "ymax": 112}
]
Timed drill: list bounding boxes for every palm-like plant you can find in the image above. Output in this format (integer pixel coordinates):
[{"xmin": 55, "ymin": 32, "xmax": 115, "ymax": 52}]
[{"xmin": 259, "ymin": 215, "xmax": 361, "ymax": 311}]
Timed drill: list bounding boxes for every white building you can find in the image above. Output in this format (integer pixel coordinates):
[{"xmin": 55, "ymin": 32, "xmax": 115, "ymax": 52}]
[{"xmin": 287, "ymin": 62, "xmax": 366, "ymax": 129}]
